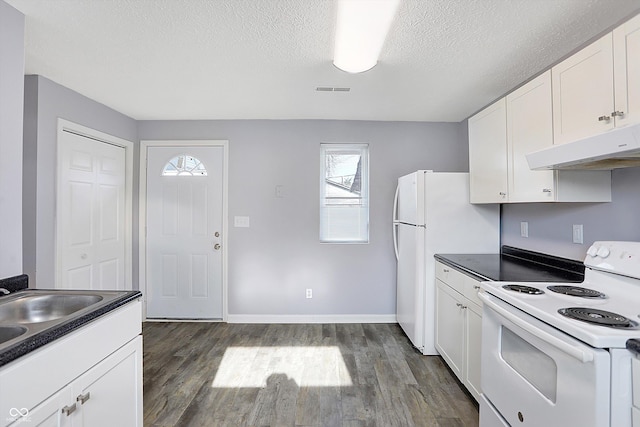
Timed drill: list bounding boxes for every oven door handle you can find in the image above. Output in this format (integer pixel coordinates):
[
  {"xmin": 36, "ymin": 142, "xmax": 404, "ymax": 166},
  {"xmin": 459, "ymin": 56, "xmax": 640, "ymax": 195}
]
[{"xmin": 479, "ymin": 293, "xmax": 595, "ymax": 363}]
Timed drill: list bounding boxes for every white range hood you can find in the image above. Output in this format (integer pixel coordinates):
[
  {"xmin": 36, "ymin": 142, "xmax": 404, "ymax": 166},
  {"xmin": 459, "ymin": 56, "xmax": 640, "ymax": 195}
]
[{"xmin": 526, "ymin": 124, "xmax": 640, "ymax": 170}]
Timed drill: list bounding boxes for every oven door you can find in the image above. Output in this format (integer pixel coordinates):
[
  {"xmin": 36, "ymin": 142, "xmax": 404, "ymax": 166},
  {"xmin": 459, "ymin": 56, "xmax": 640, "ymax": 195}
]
[{"xmin": 479, "ymin": 293, "xmax": 611, "ymax": 427}]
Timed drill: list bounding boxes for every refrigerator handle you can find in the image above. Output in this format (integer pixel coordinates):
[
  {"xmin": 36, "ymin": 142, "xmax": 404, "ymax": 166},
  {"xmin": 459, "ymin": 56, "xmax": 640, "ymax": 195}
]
[
  {"xmin": 392, "ymin": 184, "xmax": 400, "ymax": 260},
  {"xmin": 392, "ymin": 184, "xmax": 400, "ymax": 222},
  {"xmin": 393, "ymin": 223, "xmax": 399, "ymax": 260}
]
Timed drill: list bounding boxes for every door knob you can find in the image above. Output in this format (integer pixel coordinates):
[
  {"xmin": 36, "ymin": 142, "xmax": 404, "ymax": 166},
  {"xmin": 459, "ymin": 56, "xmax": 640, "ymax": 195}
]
[
  {"xmin": 214, "ymin": 244, "xmax": 221, "ymax": 250},
  {"xmin": 214, "ymin": 231, "xmax": 220, "ymax": 237}
]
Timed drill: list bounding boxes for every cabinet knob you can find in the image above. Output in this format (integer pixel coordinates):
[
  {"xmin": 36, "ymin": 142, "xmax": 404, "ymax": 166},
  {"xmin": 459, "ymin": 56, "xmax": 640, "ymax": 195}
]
[
  {"xmin": 61, "ymin": 404, "xmax": 77, "ymax": 416},
  {"xmin": 443, "ymin": 269, "xmax": 449, "ymax": 273},
  {"xmin": 612, "ymin": 111, "xmax": 625, "ymax": 117},
  {"xmin": 598, "ymin": 115, "xmax": 611, "ymax": 122},
  {"xmin": 473, "ymin": 285, "xmax": 480, "ymax": 290},
  {"xmin": 77, "ymin": 392, "xmax": 91, "ymax": 405}
]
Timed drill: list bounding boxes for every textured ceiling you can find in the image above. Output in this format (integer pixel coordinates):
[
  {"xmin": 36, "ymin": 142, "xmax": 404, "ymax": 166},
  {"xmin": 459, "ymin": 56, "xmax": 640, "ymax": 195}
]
[{"xmin": 6, "ymin": 0, "xmax": 640, "ymax": 122}]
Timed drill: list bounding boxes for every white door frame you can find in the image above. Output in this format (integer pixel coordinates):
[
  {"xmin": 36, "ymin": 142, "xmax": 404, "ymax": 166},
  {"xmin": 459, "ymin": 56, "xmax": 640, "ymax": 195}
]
[
  {"xmin": 139, "ymin": 140, "xmax": 229, "ymax": 321},
  {"xmin": 55, "ymin": 119, "xmax": 134, "ymax": 289}
]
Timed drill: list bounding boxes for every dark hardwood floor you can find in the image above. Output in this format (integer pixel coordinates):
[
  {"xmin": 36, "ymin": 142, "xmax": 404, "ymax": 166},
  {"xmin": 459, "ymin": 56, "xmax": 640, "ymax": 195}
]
[{"xmin": 143, "ymin": 322, "xmax": 479, "ymax": 427}]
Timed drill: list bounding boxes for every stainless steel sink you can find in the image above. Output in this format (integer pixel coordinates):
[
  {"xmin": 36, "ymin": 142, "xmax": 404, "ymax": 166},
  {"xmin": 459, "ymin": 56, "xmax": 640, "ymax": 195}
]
[
  {"xmin": 0, "ymin": 325, "xmax": 27, "ymax": 344},
  {"xmin": 0, "ymin": 294, "xmax": 103, "ymax": 323},
  {"xmin": 0, "ymin": 290, "xmax": 128, "ymax": 353}
]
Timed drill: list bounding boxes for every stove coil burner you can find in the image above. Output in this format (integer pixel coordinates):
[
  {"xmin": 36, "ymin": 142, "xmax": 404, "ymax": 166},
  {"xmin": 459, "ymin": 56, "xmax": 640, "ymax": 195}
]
[
  {"xmin": 501, "ymin": 284, "xmax": 544, "ymax": 295},
  {"xmin": 547, "ymin": 285, "xmax": 606, "ymax": 299},
  {"xmin": 558, "ymin": 308, "xmax": 637, "ymax": 328}
]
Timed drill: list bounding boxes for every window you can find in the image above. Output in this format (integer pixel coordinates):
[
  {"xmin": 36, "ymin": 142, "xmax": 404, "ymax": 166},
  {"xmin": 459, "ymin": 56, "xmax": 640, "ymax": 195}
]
[
  {"xmin": 320, "ymin": 143, "xmax": 369, "ymax": 243},
  {"xmin": 162, "ymin": 155, "xmax": 208, "ymax": 176}
]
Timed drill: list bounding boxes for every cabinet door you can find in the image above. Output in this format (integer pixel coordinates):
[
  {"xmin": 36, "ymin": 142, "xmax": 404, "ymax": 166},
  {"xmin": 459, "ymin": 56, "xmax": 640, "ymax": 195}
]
[
  {"xmin": 435, "ymin": 280, "xmax": 465, "ymax": 381},
  {"xmin": 506, "ymin": 71, "xmax": 555, "ymax": 202},
  {"xmin": 469, "ymin": 98, "xmax": 508, "ymax": 203},
  {"xmin": 552, "ymin": 33, "xmax": 614, "ymax": 144},
  {"xmin": 614, "ymin": 13, "xmax": 640, "ymax": 129},
  {"xmin": 11, "ymin": 386, "xmax": 72, "ymax": 427},
  {"xmin": 72, "ymin": 337, "xmax": 143, "ymax": 427},
  {"xmin": 465, "ymin": 302, "xmax": 483, "ymax": 402}
]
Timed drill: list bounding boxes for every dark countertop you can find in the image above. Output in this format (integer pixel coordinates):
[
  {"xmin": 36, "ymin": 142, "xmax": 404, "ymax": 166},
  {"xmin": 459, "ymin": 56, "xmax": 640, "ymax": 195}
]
[
  {"xmin": 435, "ymin": 246, "xmax": 585, "ymax": 283},
  {"xmin": 0, "ymin": 275, "xmax": 142, "ymax": 367}
]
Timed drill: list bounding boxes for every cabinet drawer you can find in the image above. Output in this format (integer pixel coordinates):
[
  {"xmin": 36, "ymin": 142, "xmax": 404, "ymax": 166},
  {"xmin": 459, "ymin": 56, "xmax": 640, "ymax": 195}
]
[
  {"xmin": 435, "ymin": 262, "xmax": 466, "ymax": 294},
  {"xmin": 463, "ymin": 277, "xmax": 483, "ymax": 307}
]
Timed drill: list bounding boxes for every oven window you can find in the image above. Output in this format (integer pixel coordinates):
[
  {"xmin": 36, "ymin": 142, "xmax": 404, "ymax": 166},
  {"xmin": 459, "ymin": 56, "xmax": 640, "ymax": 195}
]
[{"xmin": 501, "ymin": 326, "xmax": 558, "ymax": 402}]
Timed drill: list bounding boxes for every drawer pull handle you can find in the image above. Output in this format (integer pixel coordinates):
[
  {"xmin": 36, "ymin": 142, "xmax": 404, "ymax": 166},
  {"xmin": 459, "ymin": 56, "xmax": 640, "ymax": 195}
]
[
  {"xmin": 499, "ymin": 192, "xmax": 506, "ymax": 196},
  {"xmin": 77, "ymin": 392, "xmax": 91, "ymax": 405},
  {"xmin": 612, "ymin": 111, "xmax": 625, "ymax": 117},
  {"xmin": 542, "ymin": 188, "xmax": 552, "ymax": 193},
  {"xmin": 598, "ymin": 115, "xmax": 611, "ymax": 122},
  {"xmin": 62, "ymin": 404, "xmax": 76, "ymax": 416},
  {"xmin": 473, "ymin": 285, "xmax": 480, "ymax": 290},
  {"xmin": 456, "ymin": 303, "xmax": 467, "ymax": 309},
  {"xmin": 443, "ymin": 269, "xmax": 449, "ymax": 273}
]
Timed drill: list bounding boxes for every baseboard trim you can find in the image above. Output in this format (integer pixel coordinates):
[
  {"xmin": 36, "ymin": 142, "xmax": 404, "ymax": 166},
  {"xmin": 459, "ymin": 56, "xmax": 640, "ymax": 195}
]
[{"xmin": 226, "ymin": 314, "xmax": 397, "ymax": 324}]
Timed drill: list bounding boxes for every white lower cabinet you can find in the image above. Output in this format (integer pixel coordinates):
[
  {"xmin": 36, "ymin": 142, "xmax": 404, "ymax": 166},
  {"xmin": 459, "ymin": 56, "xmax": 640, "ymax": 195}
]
[
  {"xmin": 0, "ymin": 301, "xmax": 142, "ymax": 427},
  {"xmin": 435, "ymin": 261, "xmax": 483, "ymax": 401},
  {"xmin": 435, "ymin": 282, "xmax": 465, "ymax": 379},
  {"xmin": 25, "ymin": 337, "xmax": 141, "ymax": 427},
  {"xmin": 24, "ymin": 387, "xmax": 72, "ymax": 427},
  {"xmin": 464, "ymin": 302, "xmax": 482, "ymax": 400}
]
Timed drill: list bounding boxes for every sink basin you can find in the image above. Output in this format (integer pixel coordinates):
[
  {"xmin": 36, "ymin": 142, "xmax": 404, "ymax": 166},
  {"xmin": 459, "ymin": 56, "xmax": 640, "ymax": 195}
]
[
  {"xmin": 0, "ymin": 294, "xmax": 103, "ymax": 323},
  {"xmin": 0, "ymin": 325, "xmax": 27, "ymax": 344}
]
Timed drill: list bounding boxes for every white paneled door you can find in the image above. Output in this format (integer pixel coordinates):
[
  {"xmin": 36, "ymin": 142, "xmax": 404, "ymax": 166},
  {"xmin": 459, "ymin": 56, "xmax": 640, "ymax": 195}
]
[
  {"xmin": 57, "ymin": 131, "xmax": 126, "ymax": 290},
  {"xmin": 146, "ymin": 146, "xmax": 223, "ymax": 319}
]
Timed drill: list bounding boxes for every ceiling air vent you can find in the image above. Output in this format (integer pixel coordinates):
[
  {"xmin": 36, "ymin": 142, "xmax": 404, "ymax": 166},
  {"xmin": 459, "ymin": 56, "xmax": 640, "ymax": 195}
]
[{"xmin": 316, "ymin": 87, "xmax": 351, "ymax": 92}]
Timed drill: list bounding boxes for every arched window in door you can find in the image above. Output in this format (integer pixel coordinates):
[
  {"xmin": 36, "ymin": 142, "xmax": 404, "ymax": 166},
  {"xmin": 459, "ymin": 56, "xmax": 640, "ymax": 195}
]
[{"xmin": 162, "ymin": 155, "xmax": 208, "ymax": 176}]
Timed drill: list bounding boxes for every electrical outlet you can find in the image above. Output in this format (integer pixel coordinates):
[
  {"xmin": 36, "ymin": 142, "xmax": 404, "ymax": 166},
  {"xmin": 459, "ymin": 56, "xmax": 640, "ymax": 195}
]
[
  {"xmin": 305, "ymin": 289, "xmax": 313, "ymax": 299},
  {"xmin": 573, "ymin": 224, "xmax": 584, "ymax": 244},
  {"xmin": 520, "ymin": 222, "xmax": 529, "ymax": 238}
]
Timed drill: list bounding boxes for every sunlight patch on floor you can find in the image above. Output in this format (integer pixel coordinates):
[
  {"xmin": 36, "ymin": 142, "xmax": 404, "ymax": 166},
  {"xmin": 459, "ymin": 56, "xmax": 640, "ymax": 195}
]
[{"xmin": 211, "ymin": 346, "xmax": 353, "ymax": 387}]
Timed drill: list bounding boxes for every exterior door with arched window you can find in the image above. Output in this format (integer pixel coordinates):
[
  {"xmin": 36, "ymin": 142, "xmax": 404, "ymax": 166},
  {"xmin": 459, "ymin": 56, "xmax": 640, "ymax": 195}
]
[{"xmin": 145, "ymin": 145, "xmax": 224, "ymax": 319}]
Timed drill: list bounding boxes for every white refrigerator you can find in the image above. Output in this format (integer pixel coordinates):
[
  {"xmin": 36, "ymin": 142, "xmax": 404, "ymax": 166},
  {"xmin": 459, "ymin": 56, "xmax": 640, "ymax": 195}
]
[{"xmin": 393, "ymin": 171, "xmax": 499, "ymax": 355}]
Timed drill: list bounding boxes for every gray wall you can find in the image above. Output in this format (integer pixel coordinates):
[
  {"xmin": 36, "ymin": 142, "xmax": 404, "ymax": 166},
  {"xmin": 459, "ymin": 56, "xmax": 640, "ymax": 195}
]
[
  {"xmin": 501, "ymin": 167, "xmax": 640, "ymax": 260},
  {"xmin": 23, "ymin": 75, "xmax": 138, "ymax": 287},
  {"xmin": 0, "ymin": 2, "xmax": 24, "ymax": 278},
  {"xmin": 138, "ymin": 120, "xmax": 468, "ymax": 317}
]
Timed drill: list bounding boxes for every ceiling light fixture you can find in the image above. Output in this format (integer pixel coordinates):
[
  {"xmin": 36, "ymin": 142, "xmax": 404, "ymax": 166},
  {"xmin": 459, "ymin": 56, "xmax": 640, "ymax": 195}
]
[{"xmin": 333, "ymin": 0, "xmax": 400, "ymax": 74}]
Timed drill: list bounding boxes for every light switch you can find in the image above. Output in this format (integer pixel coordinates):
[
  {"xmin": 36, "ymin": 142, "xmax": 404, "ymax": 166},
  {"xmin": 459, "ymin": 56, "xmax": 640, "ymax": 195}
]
[
  {"xmin": 572, "ymin": 224, "xmax": 583, "ymax": 244},
  {"xmin": 275, "ymin": 185, "xmax": 286, "ymax": 198},
  {"xmin": 520, "ymin": 222, "xmax": 528, "ymax": 238},
  {"xmin": 234, "ymin": 216, "xmax": 250, "ymax": 228}
]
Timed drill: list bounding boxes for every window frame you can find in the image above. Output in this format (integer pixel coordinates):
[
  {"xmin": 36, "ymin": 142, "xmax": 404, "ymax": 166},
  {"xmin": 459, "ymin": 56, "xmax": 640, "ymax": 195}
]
[{"xmin": 319, "ymin": 143, "xmax": 370, "ymax": 244}]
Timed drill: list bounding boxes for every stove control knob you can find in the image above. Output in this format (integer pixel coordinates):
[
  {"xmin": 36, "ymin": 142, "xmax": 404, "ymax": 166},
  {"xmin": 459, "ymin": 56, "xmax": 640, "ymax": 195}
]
[
  {"xmin": 587, "ymin": 245, "xmax": 598, "ymax": 257},
  {"xmin": 596, "ymin": 246, "xmax": 610, "ymax": 258}
]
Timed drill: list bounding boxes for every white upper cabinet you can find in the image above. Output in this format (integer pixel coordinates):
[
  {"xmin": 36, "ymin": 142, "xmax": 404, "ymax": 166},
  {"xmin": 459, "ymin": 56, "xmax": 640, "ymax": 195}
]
[
  {"xmin": 552, "ymin": 34, "xmax": 615, "ymax": 145},
  {"xmin": 468, "ymin": 98, "xmax": 508, "ymax": 204},
  {"xmin": 553, "ymin": 13, "xmax": 640, "ymax": 145},
  {"xmin": 469, "ymin": 71, "xmax": 611, "ymax": 204},
  {"xmin": 613, "ymin": 13, "xmax": 640, "ymax": 129},
  {"xmin": 507, "ymin": 71, "xmax": 555, "ymax": 202}
]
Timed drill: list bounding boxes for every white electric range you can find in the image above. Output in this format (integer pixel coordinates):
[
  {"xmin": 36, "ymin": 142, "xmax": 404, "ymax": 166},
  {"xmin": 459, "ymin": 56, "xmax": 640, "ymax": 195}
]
[{"xmin": 479, "ymin": 241, "xmax": 640, "ymax": 427}]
